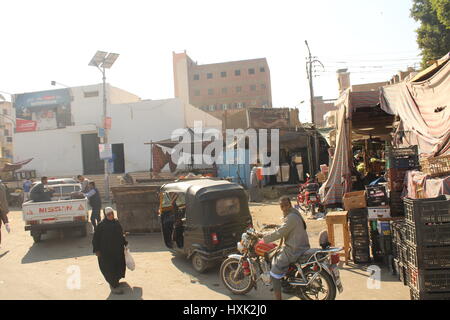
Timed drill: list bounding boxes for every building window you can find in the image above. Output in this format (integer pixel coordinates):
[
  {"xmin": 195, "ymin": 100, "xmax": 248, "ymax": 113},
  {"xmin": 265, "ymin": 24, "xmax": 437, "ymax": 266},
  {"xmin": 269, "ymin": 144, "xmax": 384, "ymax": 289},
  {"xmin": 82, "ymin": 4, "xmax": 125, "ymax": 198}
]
[
  {"xmin": 221, "ymin": 71, "xmax": 227, "ymax": 78},
  {"xmin": 236, "ymin": 102, "xmax": 244, "ymax": 109},
  {"xmin": 4, "ymin": 129, "xmax": 9, "ymax": 136},
  {"xmin": 83, "ymin": 91, "xmax": 99, "ymax": 98},
  {"xmin": 194, "ymin": 74, "xmax": 200, "ymax": 80},
  {"xmin": 250, "ymin": 85, "xmax": 256, "ymax": 91},
  {"xmin": 209, "ymin": 105, "xmax": 215, "ymax": 111},
  {"xmin": 248, "ymin": 68, "xmax": 255, "ymax": 75},
  {"xmin": 207, "ymin": 73, "xmax": 213, "ymax": 79},
  {"xmin": 261, "ymin": 83, "xmax": 266, "ymax": 89},
  {"xmin": 260, "ymin": 67, "xmax": 265, "ymax": 72},
  {"xmin": 6, "ymin": 137, "xmax": 12, "ymax": 143},
  {"xmin": 262, "ymin": 102, "xmax": 269, "ymax": 108},
  {"xmin": 208, "ymin": 88, "xmax": 214, "ymax": 96},
  {"xmin": 235, "ymin": 69, "xmax": 241, "ymax": 76},
  {"xmin": 222, "ymin": 104, "xmax": 229, "ymax": 110},
  {"xmin": 194, "ymin": 90, "xmax": 200, "ymax": 96},
  {"xmin": 251, "ymin": 101, "xmax": 257, "ymax": 106},
  {"xmin": 221, "ymin": 88, "xmax": 228, "ymax": 94},
  {"xmin": 236, "ymin": 86, "xmax": 242, "ymax": 93}
]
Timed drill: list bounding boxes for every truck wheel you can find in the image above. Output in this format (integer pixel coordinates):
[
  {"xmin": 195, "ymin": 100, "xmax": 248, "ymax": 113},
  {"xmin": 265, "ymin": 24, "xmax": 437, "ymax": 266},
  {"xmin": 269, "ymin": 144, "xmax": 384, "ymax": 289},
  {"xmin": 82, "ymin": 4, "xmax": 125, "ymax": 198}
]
[
  {"xmin": 33, "ymin": 233, "xmax": 42, "ymax": 243},
  {"xmin": 192, "ymin": 253, "xmax": 209, "ymax": 273},
  {"xmin": 79, "ymin": 225, "xmax": 87, "ymax": 237}
]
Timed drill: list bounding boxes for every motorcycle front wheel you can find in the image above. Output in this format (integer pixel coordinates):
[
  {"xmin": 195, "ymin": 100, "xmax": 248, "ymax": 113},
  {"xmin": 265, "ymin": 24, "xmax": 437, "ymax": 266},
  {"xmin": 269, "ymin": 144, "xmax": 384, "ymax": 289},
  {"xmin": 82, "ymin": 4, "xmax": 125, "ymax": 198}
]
[
  {"xmin": 220, "ymin": 257, "xmax": 255, "ymax": 295},
  {"xmin": 297, "ymin": 270, "xmax": 336, "ymax": 301}
]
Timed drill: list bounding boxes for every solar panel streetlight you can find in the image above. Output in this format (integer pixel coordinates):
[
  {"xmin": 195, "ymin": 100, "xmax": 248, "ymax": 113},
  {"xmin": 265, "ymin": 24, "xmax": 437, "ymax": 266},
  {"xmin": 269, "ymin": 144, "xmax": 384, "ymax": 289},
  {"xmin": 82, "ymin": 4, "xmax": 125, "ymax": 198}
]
[{"xmin": 88, "ymin": 50, "xmax": 120, "ymax": 202}]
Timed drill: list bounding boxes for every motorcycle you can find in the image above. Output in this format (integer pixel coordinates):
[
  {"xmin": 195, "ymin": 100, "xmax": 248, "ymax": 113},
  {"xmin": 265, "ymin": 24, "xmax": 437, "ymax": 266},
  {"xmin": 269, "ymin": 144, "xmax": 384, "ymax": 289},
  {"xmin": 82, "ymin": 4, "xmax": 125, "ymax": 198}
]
[
  {"xmin": 297, "ymin": 176, "xmax": 321, "ymax": 216},
  {"xmin": 220, "ymin": 226, "xmax": 343, "ymax": 300}
]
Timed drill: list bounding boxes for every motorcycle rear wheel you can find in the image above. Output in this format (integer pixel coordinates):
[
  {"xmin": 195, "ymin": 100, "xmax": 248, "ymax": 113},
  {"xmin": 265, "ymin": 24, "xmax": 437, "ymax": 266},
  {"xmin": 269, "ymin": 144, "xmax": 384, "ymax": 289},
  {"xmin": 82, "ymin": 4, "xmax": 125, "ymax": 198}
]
[
  {"xmin": 297, "ymin": 270, "xmax": 336, "ymax": 301},
  {"xmin": 220, "ymin": 257, "xmax": 254, "ymax": 295}
]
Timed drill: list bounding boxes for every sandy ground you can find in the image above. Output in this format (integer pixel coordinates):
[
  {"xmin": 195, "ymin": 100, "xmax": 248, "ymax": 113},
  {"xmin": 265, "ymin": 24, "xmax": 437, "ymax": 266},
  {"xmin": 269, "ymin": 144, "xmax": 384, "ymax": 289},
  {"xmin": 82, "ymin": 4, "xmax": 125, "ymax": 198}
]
[{"xmin": 0, "ymin": 201, "xmax": 410, "ymax": 300}]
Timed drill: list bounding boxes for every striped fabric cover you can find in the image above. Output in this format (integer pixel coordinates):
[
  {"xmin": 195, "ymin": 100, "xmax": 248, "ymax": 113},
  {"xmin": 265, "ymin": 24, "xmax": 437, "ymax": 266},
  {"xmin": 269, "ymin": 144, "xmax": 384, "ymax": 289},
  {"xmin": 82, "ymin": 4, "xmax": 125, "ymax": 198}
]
[
  {"xmin": 319, "ymin": 91, "xmax": 352, "ymax": 206},
  {"xmin": 380, "ymin": 58, "xmax": 450, "ymax": 156}
]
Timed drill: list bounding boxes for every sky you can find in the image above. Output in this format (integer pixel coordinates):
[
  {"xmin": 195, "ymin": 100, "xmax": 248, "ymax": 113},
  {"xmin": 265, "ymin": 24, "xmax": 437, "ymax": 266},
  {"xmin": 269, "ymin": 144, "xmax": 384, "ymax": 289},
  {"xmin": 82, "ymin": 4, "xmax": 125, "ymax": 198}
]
[{"xmin": 0, "ymin": 0, "xmax": 421, "ymax": 123}]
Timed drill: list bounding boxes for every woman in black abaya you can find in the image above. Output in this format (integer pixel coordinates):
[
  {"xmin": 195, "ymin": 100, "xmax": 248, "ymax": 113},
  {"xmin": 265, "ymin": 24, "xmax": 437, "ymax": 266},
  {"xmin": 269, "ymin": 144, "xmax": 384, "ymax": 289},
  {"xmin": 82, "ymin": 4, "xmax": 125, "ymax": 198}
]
[{"xmin": 92, "ymin": 207, "xmax": 128, "ymax": 295}]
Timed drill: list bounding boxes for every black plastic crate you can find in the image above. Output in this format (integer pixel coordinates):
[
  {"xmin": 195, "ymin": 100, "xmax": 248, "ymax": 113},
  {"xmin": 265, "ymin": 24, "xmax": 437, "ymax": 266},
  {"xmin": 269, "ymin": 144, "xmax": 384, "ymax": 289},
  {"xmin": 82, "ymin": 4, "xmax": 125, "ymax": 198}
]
[
  {"xmin": 387, "ymin": 146, "xmax": 419, "ymax": 169},
  {"xmin": 353, "ymin": 252, "xmax": 371, "ymax": 264},
  {"xmin": 366, "ymin": 186, "xmax": 389, "ymax": 207},
  {"xmin": 367, "ymin": 197, "xmax": 389, "ymax": 207},
  {"xmin": 390, "ymin": 192, "xmax": 405, "ymax": 217},
  {"xmin": 349, "ymin": 216, "xmax": 368, "ymax": 225},
  {"xmin": 406, "ymin": 264, "xmax": 450, "ymax": 293},
  {"xmin": 390, "ymin": 220, "xmax": 406, "ymax": 243},
  {"xmin": 404, "ymin": 196, "xmax": 450, "ymax": 224},
  {"xmin": 405, "ymin": 244, "xmax": 450, "ymax": 270},
  {"xmin": 352, "ymin": 236, "xmax": 370, "ymax": 248},
  {"xmin": 410, "ymin": 288, "xmax": 450, "ymax": 300},
  {"xmin": 350, "ymin": 224, "xmax": 369, "ymax": 237},
  {"xmin": 348, "ymin": 208, "xmax": 368, "ymax": 218},
  {"xmin": 405, "ymin": 221, "xmax": 450, "ymax": 247},
  {"xmin": 394, "ymin": 259, "xmax": 407, "ymax": 285},
  {"xmin": 398, "ymin": 242, "xmax": 408, "ymax": 265},
  {"xmin": 379, "ymin": 235, "xmax": 393, "ymax": 255}
]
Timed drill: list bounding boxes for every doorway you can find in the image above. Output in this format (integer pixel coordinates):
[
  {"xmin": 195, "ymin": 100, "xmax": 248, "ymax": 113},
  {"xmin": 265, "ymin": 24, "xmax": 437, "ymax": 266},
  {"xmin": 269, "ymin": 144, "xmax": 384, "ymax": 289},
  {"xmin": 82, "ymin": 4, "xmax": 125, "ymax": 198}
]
[
  {"xmin": 112, "ymin": 143, "xmax": 125, "ymax": 174},
  {"xmin": 81, "ymin": 134, "xmax": 104, "ymax": 175}
]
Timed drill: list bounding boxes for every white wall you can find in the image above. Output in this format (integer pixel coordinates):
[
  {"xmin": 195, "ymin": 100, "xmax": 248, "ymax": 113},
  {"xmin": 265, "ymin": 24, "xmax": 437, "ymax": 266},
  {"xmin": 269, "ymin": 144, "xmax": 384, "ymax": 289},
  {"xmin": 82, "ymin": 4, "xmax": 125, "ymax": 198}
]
[
  {"xmin": 108, "ymin": 99, "xmax": 186, "ymax": 172},
  {"xmin": 70, "ymin": 84, "xmax": 140, "ymax": 128},
  {"xmin": 108, "ymin": 98, "xmax": 222, "ymax": 173},
  {"xmin": 13, "ymin": 126, "xmax": 96, "ymax": 177}
]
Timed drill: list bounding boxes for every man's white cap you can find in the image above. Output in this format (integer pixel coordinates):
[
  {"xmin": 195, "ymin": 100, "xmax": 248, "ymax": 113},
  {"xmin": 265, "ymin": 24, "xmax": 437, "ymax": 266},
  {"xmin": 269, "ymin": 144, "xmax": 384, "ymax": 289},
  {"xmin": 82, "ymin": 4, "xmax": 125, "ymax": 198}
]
[{"xmin": 105, "ymin": 207, "xmax": 114, "ymax": 214}]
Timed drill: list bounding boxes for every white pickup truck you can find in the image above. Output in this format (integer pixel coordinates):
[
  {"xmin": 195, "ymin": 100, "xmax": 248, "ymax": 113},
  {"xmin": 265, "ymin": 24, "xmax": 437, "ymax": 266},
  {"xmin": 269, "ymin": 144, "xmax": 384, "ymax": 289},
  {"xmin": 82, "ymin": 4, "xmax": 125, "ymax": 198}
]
[{"xmin": 22, "ymin": 183, "xmax": 89, "ymax": 243}]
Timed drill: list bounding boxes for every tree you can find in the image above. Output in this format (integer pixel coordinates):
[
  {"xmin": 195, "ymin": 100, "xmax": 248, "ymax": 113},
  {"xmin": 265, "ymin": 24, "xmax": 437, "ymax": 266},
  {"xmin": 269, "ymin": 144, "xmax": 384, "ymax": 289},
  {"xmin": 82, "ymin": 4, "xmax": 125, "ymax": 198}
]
[
  {"xmin": 431, "ymin": 0, "xmax": 450, "ymax": 28},
  {"xmin": 411, "ymin": 0, "xmax": 450, "ymax": 68}
]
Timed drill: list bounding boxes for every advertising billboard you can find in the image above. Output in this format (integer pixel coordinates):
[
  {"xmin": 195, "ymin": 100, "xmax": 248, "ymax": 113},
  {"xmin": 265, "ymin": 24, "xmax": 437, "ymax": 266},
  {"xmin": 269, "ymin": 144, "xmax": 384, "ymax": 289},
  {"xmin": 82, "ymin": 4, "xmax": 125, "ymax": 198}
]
[{"xmin": 14, "ymin": 88, "xmax": 73, "ymax": 133}]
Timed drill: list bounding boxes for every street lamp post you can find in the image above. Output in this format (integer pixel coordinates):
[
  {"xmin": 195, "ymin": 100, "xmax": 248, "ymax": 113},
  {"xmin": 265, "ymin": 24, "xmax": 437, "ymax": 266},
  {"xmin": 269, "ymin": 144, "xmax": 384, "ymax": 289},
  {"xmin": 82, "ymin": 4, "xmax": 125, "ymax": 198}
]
[{"xmin": 88, "ymin": 51, "xmax": 120, "ymax": 202}]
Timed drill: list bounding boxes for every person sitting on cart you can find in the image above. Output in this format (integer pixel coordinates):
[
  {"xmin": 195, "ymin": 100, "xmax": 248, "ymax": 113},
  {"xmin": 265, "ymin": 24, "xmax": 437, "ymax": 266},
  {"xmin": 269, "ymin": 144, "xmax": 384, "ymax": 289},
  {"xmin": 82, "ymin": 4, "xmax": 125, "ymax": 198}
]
[{"xmin": 29, "ymin": 177, "xmax": 54, "ymax": 202}]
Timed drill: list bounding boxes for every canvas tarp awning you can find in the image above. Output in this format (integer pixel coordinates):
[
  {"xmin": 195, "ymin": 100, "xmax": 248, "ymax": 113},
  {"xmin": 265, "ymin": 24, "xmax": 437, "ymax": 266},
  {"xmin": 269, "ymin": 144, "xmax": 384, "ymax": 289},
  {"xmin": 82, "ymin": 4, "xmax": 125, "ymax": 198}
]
[
  {"xmin": 380, "ymin": 54, "xmax": 450, "ymax": 157},
  {"xmin": 0, "ymin": 158, "xmax": 33, "ymax": 172},
  {"xmin": 319, "ymin": 91, "xmax": 352, "ymax": 206}
]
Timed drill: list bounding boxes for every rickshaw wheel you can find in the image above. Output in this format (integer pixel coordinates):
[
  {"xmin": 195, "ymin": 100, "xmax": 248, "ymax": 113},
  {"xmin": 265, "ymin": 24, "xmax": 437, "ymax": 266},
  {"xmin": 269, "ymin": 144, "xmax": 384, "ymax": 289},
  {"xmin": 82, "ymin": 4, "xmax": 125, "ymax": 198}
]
[{"xmin": 191, "ymin": 253, "xmax": 208, "ymax": 273}]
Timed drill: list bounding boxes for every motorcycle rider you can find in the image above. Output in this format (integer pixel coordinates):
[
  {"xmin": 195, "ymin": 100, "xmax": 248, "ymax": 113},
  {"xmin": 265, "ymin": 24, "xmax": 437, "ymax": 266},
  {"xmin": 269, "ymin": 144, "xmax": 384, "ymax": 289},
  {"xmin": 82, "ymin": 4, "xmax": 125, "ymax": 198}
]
[{"xmin": 259, "ymin": 196, "xmax": 310, "ymax": 300}]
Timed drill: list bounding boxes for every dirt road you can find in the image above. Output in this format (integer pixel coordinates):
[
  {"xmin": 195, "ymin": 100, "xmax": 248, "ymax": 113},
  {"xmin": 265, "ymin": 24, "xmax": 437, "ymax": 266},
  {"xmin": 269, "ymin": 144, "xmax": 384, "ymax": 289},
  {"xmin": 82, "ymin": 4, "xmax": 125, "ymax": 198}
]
[{"xmin": 0, "ymin": 203, "xmax": 410, "ymax": 300}]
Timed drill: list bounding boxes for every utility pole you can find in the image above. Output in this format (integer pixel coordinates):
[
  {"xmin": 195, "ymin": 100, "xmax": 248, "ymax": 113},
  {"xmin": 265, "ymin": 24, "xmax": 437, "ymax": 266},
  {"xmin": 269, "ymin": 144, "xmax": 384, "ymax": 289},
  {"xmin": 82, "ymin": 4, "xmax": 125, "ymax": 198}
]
[
  {"xmin": 305, "ymin": 40, "xmax": 324, "ymax": 176},
  {"xmin": 89, "ymin": 51, "xmax": 120, "ymax": 202}
]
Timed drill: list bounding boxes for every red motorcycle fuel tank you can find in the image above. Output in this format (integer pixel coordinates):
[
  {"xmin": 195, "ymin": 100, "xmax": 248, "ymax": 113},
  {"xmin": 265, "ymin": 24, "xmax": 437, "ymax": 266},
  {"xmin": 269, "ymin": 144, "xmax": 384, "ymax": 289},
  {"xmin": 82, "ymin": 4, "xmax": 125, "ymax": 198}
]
[{"xmin": 255, "ymin": 241, "xmax": 277, "ymax": 257}]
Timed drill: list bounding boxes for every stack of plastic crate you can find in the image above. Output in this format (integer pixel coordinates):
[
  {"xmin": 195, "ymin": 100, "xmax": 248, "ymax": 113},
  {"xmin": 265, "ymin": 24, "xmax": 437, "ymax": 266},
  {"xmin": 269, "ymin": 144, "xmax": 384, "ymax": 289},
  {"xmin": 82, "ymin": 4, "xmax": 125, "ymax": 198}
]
[
  {"xmin": 386, "ymin": 146, "xmax": 420, "ymax": 217},
  {"xmin": 391, "ymin": 219, "xmax": 407, "ymax": 285},
  {"xmin": 403, "ymin": 196, "xmax": 450, "ymax": 300},
  {"xmin": 349, "ymin": 208, "xmax": 370, "ymax": 264}
]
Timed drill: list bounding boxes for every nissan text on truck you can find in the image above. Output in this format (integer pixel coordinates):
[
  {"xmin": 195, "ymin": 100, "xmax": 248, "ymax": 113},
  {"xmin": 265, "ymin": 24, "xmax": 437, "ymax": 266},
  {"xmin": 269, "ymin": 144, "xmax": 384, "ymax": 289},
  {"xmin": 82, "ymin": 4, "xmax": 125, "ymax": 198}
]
[{"xmin": 22, "ymin": 180, "xmax": 89, "ymax": 242}]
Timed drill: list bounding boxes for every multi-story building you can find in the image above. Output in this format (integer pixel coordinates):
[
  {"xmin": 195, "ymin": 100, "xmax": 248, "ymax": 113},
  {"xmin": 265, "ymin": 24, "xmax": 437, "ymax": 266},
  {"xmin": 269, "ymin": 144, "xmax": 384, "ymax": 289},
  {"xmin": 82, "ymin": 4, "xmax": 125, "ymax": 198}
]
[
  {"xmin": 0, "ymin": 100, "xmax": 14, "ymax": 160},
  {"xmin": 173, "ymin": 51, "xmax": 273, "ymax": 123},
  {"xmin": 313, "ymin": 96, "xmax": 337, "ymax": 128}
]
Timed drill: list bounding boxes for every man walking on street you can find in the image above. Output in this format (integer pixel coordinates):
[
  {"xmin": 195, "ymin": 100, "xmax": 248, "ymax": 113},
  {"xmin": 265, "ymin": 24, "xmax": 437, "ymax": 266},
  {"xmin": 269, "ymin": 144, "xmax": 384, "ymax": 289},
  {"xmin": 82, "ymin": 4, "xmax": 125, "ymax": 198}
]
[
  {"xmin": 0, "ymin": 181, "xmax": 10, "ymax": 247},
  {"xmin": 84, "ymin": 181, "xmax": 102, "ymax": 232}
]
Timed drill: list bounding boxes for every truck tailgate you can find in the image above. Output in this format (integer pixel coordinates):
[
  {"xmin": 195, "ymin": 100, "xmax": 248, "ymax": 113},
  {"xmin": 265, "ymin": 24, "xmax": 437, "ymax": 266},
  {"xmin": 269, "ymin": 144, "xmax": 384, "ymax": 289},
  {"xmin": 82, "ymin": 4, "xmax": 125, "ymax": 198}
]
[{"xmin": 22, "ymin": 199, "xmax": 89, "ymax": 223}]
